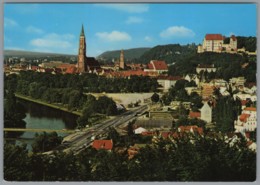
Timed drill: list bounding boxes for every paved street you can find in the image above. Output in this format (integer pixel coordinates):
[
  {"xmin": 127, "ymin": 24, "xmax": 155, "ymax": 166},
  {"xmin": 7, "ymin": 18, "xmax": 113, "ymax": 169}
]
[{"xmin": 57, "ymin": 105, "xmax": 148, "ymax": 154}]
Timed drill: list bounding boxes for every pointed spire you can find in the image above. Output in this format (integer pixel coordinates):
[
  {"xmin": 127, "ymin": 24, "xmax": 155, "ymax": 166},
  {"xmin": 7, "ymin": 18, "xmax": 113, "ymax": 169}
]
[{"xmin": 80, "ymin": 24, "xmax": 85, "ymax": 36}]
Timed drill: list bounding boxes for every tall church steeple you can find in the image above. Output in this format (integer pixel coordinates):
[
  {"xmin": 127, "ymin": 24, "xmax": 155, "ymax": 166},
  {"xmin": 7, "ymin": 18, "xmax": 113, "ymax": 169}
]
[
  {"xmin": 78, "ymin": 24, "xmax": 86, "ymax": 73},
  {"xmin": 119, "ymin": 49, "xmax": 125, "ymax": 69},
  {"xmin": 80, "ymin": 24, "xmax": 85, "ymax": 37}
]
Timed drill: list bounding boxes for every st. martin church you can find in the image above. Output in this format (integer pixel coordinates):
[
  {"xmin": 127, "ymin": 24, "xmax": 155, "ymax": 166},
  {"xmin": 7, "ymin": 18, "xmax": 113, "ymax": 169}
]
[{"xmin": 77, "ymin": 25, "xmax": 101, "ymax": 73}]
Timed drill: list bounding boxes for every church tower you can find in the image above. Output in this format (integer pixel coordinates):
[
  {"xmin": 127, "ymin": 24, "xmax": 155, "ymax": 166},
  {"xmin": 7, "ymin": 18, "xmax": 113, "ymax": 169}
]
[
  {"xmin": 119, "ymin": 49, "xmax": 125, "ymax": 69},
  {"xmin": 77, "ymin": 25, "xmax": 86, "ymax": 73}
]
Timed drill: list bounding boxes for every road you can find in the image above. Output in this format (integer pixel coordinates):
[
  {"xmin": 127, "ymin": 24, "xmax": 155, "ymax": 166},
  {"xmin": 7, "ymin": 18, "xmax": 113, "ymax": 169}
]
[{"xmin": 46, "ymin": 104, "xmax": 148, "ymax": 155}]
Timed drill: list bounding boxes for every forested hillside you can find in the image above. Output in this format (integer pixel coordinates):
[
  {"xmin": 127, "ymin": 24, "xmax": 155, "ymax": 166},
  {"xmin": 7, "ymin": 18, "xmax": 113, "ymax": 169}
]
[
  {"xmin": 138, "ymin": 44, "xmax": 197, "ymax": 64},
  {"xmin": 97, "ymin": 47, "xmax": 151, "ymax": 62}
]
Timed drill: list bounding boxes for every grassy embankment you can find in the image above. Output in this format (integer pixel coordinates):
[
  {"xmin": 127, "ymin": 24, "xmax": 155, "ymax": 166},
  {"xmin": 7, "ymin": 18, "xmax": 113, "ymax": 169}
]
[{"xmin": 15, "ymin": 93, "xmax": 82, "ymax": 116}]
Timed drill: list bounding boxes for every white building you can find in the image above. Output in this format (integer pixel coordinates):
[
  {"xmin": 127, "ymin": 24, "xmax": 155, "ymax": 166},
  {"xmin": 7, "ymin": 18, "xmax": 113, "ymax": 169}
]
[
  {"xmin": 234, "ymin": 107, "xmax": 257, "ymax": 133},
  {"xmin": 157, "ymin": 76, "xmax": 182, "ymax": 91},
  {"xmin": 233, "ymin": 92, "xmax": 257, "ymax": 102},
  {"xmin": 200, "ymin": 102, "xmax": 212, "ymax": 123},
  {"xmin": 198, "ymin": 34, "xmax": 237, "ymax": 53},
  {"xmin": 196, "ymin": 64, "xmax": 216, "ymax": 74}
]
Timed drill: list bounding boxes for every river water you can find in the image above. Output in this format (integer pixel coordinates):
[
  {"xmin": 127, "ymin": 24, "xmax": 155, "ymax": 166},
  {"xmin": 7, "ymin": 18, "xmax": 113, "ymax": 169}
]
[{"xmin": 6, "ymin": 99, "xmax": 79, "ymax": 150}]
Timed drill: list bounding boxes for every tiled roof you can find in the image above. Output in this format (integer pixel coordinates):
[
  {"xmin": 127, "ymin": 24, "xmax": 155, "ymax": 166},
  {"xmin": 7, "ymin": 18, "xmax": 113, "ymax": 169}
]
[
  {"xmin": 244, "ymin": 107, "xmax": 256, "ymax": 112},
  {"xmin": 205, "ymin": 34, "xmax": 224, "ymax": 40},
  {"xmin": 66, "ymin": 66, "xmax": 77, "ymax": 74},
  {"xmin": 239, "ymin": 113, "xmax": 250, "ymax": 122},
  {"xmin": 147, "ymin": 63, "xmax": 154, "ymax": 70},
  {"xmin": 151, "ymin": 60, "xmax": 168, "ymax": 70},
  {"xmin": 92, "ymin": 140, "xmax": 113, "ymax": 150},
  {"xmin": 57, "ymin": 63, "xmax": 75, "ymax": 69},
  {"xmin": 178, "ymin": 125, "xmax": 203, "ymax": 135},
  {"xmin": 189, "ymin": 111, "xmax": 201, "ymax": 118}
]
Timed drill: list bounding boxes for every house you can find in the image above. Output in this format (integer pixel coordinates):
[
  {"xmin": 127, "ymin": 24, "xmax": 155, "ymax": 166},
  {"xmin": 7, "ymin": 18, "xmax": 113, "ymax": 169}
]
[
  {"xmin": 196, "ymin": 64, "xmax": 216, "ymax": 74},
  {"xmin": 92, "ymin": 140, "xmax": 113, "ymax": 151},
  {"xmin": 144, "ymin": 60, "xmax": 168, "ymax": 74},
  {"xmin": 200, "ymin": 102, "xmax": 212, "ymax": 123},
  {"xmin": 234, "ymin": 107, "xmax": 257, "ymax": 133},
  {"xmin": 177, "ymin": 125, "xmax": 204, "ymax": 135},
  {"xmin": 229, "ymin": 77, "xmax": 246, "ymax": 87},
  {"xmin": 184, "ymin": 74, "xmax": 200, "ymax": 86},
  {"xmin": 157, "ymin": 75, "xmax": 183, "ymax": 91},
  {"xmin": 134, "ymin": 127, "xmax": 148, "ymax": 134}
]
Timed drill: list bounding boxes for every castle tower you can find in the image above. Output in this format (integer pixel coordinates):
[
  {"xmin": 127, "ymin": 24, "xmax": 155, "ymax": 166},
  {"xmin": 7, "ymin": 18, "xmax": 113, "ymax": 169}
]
[
  {"xmin": 119, "ymin": 49, "xmax": 125, "ymax": 69},
  {"xmin": 77, "ymin": 25, "xmax": 86, "ymax": 73}
]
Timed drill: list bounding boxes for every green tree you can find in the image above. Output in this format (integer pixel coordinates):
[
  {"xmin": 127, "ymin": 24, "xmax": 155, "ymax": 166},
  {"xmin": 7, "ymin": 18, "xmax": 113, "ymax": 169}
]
[
  {"xmin": 32, "ymin": 132, "xmax": 63, "ymax": 153},
  {"xmin": 151, "ymin": 92, "xmax": 160, "ymax": 103}
]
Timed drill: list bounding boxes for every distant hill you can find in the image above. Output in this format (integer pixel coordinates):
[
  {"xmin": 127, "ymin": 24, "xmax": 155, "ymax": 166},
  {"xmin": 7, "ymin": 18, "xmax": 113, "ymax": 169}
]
[
  {"xmin": 4, "ymin": 50, "xmax": 76, "ymax": 58},
  {"xmin": 97, "ymin": 47, "xmax": 151, "ymax": 62},
  {"xmin": 138, "ymin": 44, "xmax": 197, "ymax": 64}
]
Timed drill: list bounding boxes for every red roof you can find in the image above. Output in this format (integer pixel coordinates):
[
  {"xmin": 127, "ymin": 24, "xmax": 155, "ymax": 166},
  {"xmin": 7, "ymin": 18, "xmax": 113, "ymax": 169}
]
[
  {"xmin": 161, "ymin": 132, "xmax": 172, "ymax": 139},
  {"xmin": 31, "ymin": 66, "xmax": 38, "ymax": 70},
  {"xmin": 239, "ymin": 113, "xmax": 250, "ymax": 122},
  {"xmin": 141, "ymin": 131, "xmax": 157, "ymax": 136},
  {"xmin": 151, "ymin": 60, "xmax": 168, "ymax": 70},
  {"xmin": 147, "ymin": 63, "xmax": 154, "ymax": 70},
  {"xmin": 92, "ymin": 140, "xmax": 113, "ymax": 150},
  {"xmin": 65, "ymin": 66, "xmax": 77, "ymax": 74},
  {"xmin": 178, "ymin": 125, "xmax": 203, "ymax": 135},
  {"xmin": 244, "ymin": 107, "xmax": 256, "ymax": 112},
  {"xmin": 205, "ymin": 34, "xmax": 224, "ymax": 40},
  {"xmin": 230, "ymin": 35, "xmax": 237, "ymax": 41},
  {"xmin": 189, "ymin": 111, "xmax": 201, "ymax": 118}
]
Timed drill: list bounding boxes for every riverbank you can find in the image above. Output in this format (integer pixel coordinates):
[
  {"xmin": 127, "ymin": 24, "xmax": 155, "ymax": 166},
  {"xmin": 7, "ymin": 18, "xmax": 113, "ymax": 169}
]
[{"xmin": 15, "ymin": 93, "xmax": 82, "ymax": 116}]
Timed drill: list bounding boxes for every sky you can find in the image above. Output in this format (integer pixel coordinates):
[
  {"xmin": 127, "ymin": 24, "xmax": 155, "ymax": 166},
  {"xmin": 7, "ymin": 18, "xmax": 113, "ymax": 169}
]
[{"xmin": 4, "ymin": 3, "xmax": 257, "ymax": 57}]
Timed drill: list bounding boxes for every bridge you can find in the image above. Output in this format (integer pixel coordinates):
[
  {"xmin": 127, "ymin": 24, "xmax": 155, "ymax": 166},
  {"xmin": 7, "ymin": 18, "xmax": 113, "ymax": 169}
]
[{"xmin": 3, "ymin": 128, "xmax": 75, "ymax": 134}]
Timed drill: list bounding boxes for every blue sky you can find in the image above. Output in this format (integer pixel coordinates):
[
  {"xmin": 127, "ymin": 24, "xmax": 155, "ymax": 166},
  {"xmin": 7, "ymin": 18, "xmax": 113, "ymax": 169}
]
[{"xmin": 4, "ymin": 3, "xmax": 257, "ymax": 57}]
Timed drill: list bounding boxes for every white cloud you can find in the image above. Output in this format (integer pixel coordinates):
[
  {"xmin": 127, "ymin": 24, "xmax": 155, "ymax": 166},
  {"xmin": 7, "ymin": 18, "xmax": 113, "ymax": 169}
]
[
  {"xmin": 26, "ymin": 26, "xmax": 44, "ymax": 34},
  {"xmin": 4, "ymin": 18, "xmax": 18, "ymax": 28},
  {"xmin": 30, "ymin": 33, "xmax": 75, "ymax": 52},
  {"xmin": 95, "ymin": 4, "xmax": 149, "ymax": 13},
  {"xmin": 96, "ymin": 31, "xmax": 131, "ymax": 42},
  {"xmin": 125, "ymin": 16, "xmax": 143, "ymax": 24},
  {"xmin": 144, "ymin": 36, "xmax": 152, "ymax": 42},
  {"xmin": 160, "ymin": 26, "xmax": 195, "ymax": 38}
]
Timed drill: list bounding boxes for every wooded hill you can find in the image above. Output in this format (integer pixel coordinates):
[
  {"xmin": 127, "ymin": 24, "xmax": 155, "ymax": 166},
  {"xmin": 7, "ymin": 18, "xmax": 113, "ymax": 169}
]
[{"xmin": 97, "ymin": 47, "xmax": 151, "ymax": 62}]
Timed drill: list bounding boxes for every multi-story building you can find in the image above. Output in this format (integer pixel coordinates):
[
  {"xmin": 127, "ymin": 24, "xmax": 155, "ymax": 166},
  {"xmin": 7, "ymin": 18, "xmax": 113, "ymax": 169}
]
[
  {"xmin": 234, "ymin": 107, "xmax": 257, "ymax": 133},
  {"xmin": 196, "ymin": 64, "xmax": 216, "ymax": 74},
  {"xmin": 197, "ymin": 34, "xmax": 237, "ymax": 53}
]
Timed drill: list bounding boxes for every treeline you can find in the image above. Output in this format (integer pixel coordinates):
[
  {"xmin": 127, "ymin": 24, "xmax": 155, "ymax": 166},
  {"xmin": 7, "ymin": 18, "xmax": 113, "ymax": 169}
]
[
  {"xmin": 8, "ymin": 71, "xmax": 158, "ymax": 93},
  {"xmin": 4, "ymin": 133, "xmax": 256, "ymax": 181},
  {"xmin": 236, "ymin": 36, "xmax": 257, "ymax": 52},
  {"xmin": 168, "ymin": 52, "xmax": 256, "ymax": 83}
]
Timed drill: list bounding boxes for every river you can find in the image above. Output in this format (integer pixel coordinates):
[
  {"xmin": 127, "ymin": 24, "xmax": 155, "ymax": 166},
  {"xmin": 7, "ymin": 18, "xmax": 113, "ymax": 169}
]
[{"xmin": 5, "ymin": 99, "xmax": 79, "ymax": 150}]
